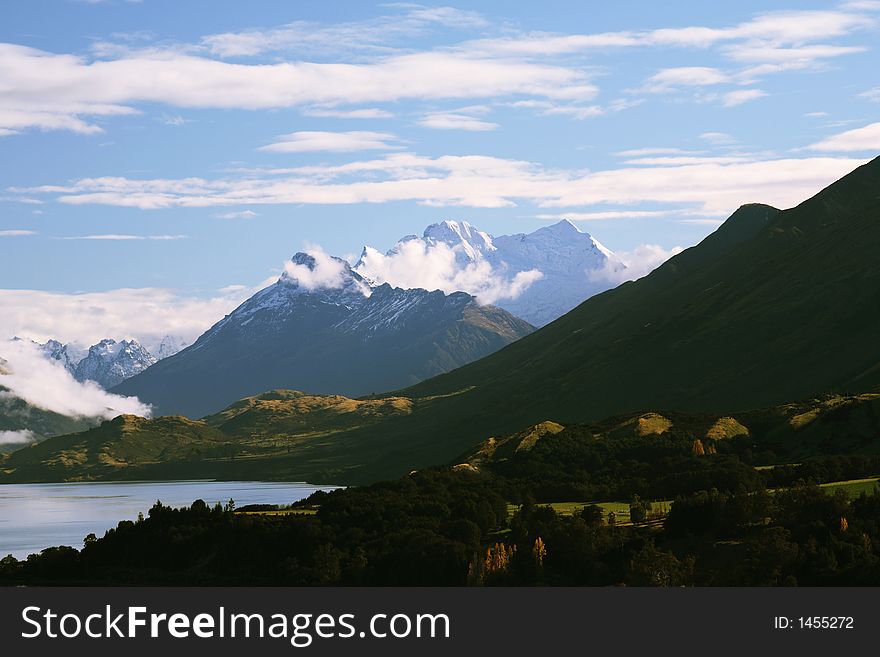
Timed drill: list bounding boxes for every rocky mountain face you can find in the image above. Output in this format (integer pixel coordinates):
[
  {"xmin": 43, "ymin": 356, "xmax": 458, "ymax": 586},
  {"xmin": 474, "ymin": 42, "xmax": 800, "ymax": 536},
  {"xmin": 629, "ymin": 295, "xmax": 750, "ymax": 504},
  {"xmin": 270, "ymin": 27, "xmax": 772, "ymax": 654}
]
[
  {"xmin": 113, "ymin": 252, "xmax": 534, "ymax": 418},
  {"xmin": 33, "ymin": 335, "xmax": 187, "ymax": 389},
  {"xmin": 73, "ymin": 339, "xmax": 157, "ymax": 389}
]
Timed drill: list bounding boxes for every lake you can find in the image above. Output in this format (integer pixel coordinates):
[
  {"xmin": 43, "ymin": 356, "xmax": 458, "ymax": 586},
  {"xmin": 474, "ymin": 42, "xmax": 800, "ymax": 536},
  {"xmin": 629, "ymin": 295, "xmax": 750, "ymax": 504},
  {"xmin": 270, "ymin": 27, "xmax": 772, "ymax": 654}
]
[{"xmin": 0, "ymin": 480, "xmax": 336, "ymax": 559}]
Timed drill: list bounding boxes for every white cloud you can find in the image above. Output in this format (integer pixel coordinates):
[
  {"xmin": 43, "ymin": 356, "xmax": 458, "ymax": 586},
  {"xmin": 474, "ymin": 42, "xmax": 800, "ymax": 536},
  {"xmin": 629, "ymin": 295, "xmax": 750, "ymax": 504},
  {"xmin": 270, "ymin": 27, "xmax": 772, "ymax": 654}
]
[
  {"xmin": 642, "ymin": 67, "xmax": 730, "ymax": 93},
  {"xmin": 466, "ymin": 10, "xmax": 874, "ymax": 55},
  {"xmin": 841, "ymin": 1, "xmax": 880, "ymax": 11},
  {"xmin": 302, "ymin": 107, "xmax": 394, "ymax": 119},
  {"xmin": 15, "ymin": 153, "xmax": 867, "ymax": 218},
  {"xmin": 259, "ymin": 131, "xmax": 402, "ymax": 153},
  {"xmin": 200, "ymin": 6, "xmax": 488, "ymax": 58},
  {"xmin": 536, "ymin": 210, "xmax": 679, "ymax": 221},
  {"xmin": 282, "ymin": 246, "xmax": 360, "ymax": 292},
  {"xmin": 0, "ymin": 429, "xmax": 37, "ymax": 446},
  {"xmin": 0, "ymin": 284, "xmax": 266, "ymax": 348},
  {"xmin": 700, "ymin": 131, "xmax": 736, "ymax": 145},
  {"xmin": 614, "ymin": 147, "xmax": 697, "ymax": 157},
  {"xmin": 419, "ymin": 112, "xmax": 499, "ymax": 131},
  {"xmin": 355, "ymin": 239, "xmax": 543, "ymax": 305},
  {"xmin": 216, "ymin": 209, "xmax": 258, "ymax": 220},
  {"xmin": 804, "ymin": 111, "xmax": 829, "ymax": 117},
  {"xmin": 860, "ymin": 87, "xmax": 880, "ymax": 102},
  {"xmin": 60, "ymin": 234, "xmax": 187, "ymax": 240},
  {"xmin": 622, "ymin": 155, "xmax": 752, "ymax": 166},
  {"xmin": 722, "ymin": 89, "xmax": 767, "ymax": 107},
  {"xmin": 163, "ymin": 114, "xmax": 186, "ymax": 126},
  {"xmin": 0, "ymin": 339, "xmax": 151, "ymax": 419},
  {"xmin": 509, "ymin": 99, "xmax": 607, "ymax": 120},
  {"xmin": 807, "ymin": 122, "xmax": 880, "ymax": 152},
  {"xmin": 0, "ymin": 44, "xmax": 597, "ymax": 135},
  {"xmin": 0, "ymin": 229, "xmax": 37, "ymax": 237},
  {"xmin": 590, "ymin": 244, "xmax": 684, "ymax": 285}
]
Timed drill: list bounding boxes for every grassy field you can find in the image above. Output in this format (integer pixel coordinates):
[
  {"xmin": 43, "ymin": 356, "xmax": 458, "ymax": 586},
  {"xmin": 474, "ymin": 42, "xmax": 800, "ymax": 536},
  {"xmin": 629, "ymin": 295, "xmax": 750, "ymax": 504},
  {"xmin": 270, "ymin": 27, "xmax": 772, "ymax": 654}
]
[
  {"xmin": 507, "ymin": 500, "xmax": 672, "ymax": 526},
  {"xmin": 237, "ymin": 508, "xmax": 318, "ymax": 516},
  {"xmin": 819, "ymin": 477, "xmax": 880, "ymax": 499}
]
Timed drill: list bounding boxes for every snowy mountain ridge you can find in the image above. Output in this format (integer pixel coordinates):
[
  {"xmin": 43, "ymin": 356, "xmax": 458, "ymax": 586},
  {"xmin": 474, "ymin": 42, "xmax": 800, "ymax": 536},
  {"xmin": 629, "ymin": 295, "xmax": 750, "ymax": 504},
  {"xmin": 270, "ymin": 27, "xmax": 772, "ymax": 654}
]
[{"xmin": 355, "ymin": 219, "xmax": 627, "ymax": 326}]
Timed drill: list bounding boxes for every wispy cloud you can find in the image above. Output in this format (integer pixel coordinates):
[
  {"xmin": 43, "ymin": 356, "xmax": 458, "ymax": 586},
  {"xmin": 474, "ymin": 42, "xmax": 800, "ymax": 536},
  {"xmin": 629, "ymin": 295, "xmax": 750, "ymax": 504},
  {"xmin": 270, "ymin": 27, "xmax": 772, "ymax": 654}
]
[
  {"xmin": 0, "ymin": 44, "xmax": 597, "ymax": 136},
  {"xmin": 61, "ymin": 234, "xmax": 188, "ymax": 240},
  {"xmin": 259, "ymin": 131, "xmax": 403, "ymax": 153},
  {"xmin": 860, "ymin": 87, "xmax": 880, "ymax": 102},
  {"xmin": 215, "ymin": 209, "xmax": 258, "ymax": 220},
  {"xmin": 641, "ymin": 67, "xmax": 730, "ymax": 93},
  {"xmin": 302, "ymin": 107, "xmax": 394, "ymax": 119},
  {"xmin": 200, "ymin": 6, "xmax": 488, "ymax": 58},
  {"xmin": 0, "ymin": 283, "xmax": 270, "ymax": 347},
  {"xmin": 536, "ymin": 210, "xmax": 679, "ymax": 221},
  {"xmin": 419, "ymin": 111, "xmax": 499, "ymax": 131},
  {"xmin": 15, "ymin": 152, "xmax": 867, "ymax": 218},
  {"xmin": 0, "ymin": 229, "xmax": 37, "ymax": 237},
  {"xmin": 722, "ymin": 88, "xmax": 767, "ymax": 107},
  {"xmin": 807, "ymin": 121, "xmax": 880, "ymax": 152},
  {"xmin": 700, "ymin": 131, "xmax": 736, "ymax": 145}
]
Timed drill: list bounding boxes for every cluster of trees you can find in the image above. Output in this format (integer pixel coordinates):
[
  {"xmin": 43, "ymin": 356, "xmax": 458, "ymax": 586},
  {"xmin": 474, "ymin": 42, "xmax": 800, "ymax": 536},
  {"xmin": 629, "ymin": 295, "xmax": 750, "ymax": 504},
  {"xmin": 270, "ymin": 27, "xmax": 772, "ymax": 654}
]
[
  {"xmin": 488, "ymin": 428, "xmax": 765, "ymax": 502},
  {"xmin": 3, "ymin": 423, "xmax": 880, "ymax": 586}
]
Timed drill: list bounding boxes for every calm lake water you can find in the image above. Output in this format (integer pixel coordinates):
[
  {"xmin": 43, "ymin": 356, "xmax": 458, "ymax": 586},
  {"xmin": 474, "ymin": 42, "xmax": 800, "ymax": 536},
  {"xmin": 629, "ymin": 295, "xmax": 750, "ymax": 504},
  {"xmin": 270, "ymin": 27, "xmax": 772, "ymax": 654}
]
[{"xmin": 0, "ymin": 480, "xmax": 336, "ymax": 559}]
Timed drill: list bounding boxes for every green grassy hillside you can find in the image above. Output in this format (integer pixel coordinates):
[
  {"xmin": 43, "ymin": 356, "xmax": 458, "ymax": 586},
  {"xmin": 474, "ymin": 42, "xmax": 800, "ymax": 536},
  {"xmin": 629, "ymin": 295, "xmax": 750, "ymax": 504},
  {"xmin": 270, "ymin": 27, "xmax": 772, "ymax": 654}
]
[{"xmin": 3, "ymin": 385, "xmax": 879, "ymax": 485}]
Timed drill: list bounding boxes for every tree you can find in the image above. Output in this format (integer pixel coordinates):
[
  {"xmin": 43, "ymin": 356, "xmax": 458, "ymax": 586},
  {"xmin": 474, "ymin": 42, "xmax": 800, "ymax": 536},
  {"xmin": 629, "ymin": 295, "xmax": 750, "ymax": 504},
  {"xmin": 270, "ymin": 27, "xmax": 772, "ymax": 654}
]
[
  {"xmin": 627, "ymin": 542, "xmax": 694, "ymax": 587},
  {"xmin": 532, "ymin": 537, "xmax": 547, "ymax": 568},
  {"xmin": 629, "ymin": 495, "xmax": 647, "ymax": 524},
  {"xmin": 580, "ymin": 504, "xmax": 604, "ymax": 527}
]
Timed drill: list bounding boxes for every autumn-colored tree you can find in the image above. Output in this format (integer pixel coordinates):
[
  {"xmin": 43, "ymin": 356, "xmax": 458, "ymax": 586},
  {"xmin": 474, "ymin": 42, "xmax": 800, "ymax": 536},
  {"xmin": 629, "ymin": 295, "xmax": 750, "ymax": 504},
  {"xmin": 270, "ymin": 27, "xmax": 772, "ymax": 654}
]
[
  {"xmin": 532, "ymin": 537, "xmax": 547, "ymax": 567},
  {"xmin": 706, "ymin": 441, "xmax": 717, "ymax": 455},
  {"xmin": 484, "ymin": 542, "xmax": 515, "ymax": 575},
  {"xmin": 692, "ymin": 439, "xmax": 706, "ymax": 456},
  {"xmin": 840, "ymin": 516, "xmax": 849, "ymax": 533}
]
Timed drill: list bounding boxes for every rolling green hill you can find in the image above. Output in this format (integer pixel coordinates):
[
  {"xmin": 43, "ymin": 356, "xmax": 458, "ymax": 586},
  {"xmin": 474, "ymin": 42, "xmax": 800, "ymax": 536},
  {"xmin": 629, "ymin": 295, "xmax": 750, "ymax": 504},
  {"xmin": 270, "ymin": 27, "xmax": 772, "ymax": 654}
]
[
  {"xmin": 3, "ymin": 385, "xmax": 879, "ymax": 485},
  {"xmin": 0, "ymin": 389, "xmax": 461, "ymax": 482}
]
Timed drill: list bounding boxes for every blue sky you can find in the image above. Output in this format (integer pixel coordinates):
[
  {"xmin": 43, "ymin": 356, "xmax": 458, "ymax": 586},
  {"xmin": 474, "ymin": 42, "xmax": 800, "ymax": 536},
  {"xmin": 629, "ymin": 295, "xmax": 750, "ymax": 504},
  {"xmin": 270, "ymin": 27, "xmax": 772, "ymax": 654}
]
[{"xmin": 1, "ymin": 0, "xmax": 878, "ymax": 345}]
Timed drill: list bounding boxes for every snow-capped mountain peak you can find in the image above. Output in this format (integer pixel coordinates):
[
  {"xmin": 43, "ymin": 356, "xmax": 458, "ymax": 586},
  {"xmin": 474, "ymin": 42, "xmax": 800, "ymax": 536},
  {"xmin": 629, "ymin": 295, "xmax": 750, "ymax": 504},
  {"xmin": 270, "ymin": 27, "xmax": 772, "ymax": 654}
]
[
  {"xmin": 355, "ymin": 219, "xmax": 627, "ymax": 326},
  {"xmin": 155, "ymin": 335, "xmax": 188, "ymax": 360},
  {"xmin": 74, "ymin": 338, "xmax": 157, "ymax": 389},
  {"xmin": 280, "ymin": 252, "xmax": 370, "ymax": 296},
  {"xmin": 422, "ymin": 220, "xmax": 495, "ymax": 262},
  {"xmin": 38, "ymin": 338, "xmax": 79, "ymax": 375}
]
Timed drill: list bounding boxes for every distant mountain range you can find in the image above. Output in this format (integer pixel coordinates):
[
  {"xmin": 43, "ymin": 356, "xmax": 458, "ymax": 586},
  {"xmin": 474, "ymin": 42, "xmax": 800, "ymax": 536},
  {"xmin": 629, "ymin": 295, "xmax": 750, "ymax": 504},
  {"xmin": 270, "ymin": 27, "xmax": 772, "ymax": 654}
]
[
  {"xmin": 113, "ymin": 253, "xmax": 534, "ymax": 418},
  {"xmin": 39, "ymin": 335, "xmax": 187, "ymax": 389},
  {"xmin": 355, "ymin": 219, "xmax": 625, "ymax": 327}
]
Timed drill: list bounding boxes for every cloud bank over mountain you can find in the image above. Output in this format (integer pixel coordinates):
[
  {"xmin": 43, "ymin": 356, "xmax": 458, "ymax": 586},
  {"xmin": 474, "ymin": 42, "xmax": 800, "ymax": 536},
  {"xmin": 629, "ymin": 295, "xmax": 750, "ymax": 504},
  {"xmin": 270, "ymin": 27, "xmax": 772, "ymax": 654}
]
[{"xmin": 0, "ymin": 339, "xmax": 151, "ymax": 419}]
